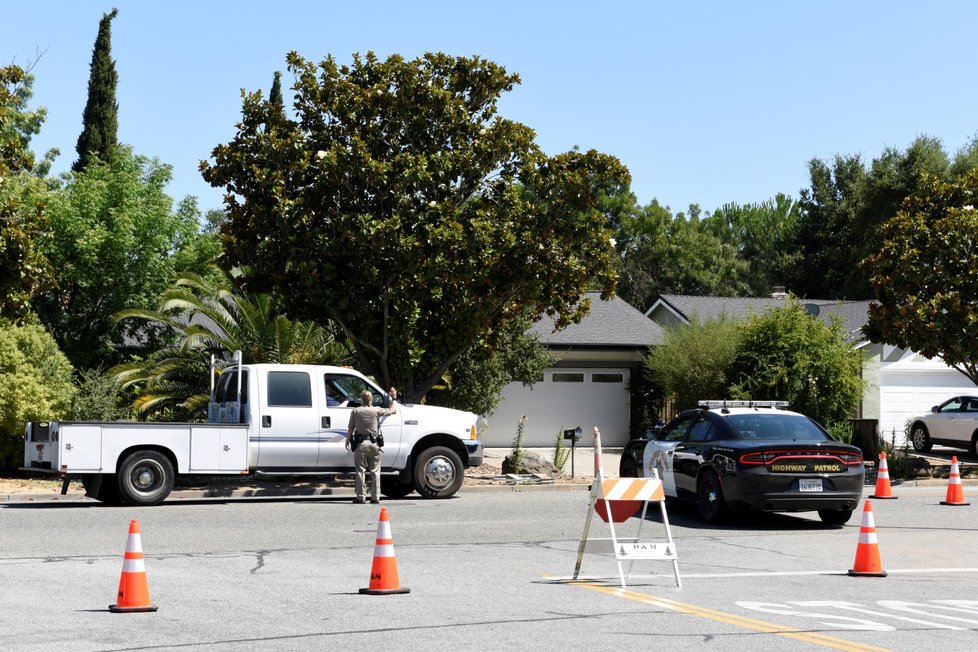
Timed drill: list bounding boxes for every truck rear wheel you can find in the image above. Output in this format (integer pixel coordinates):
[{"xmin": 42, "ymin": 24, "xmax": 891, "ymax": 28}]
[
  {"xmin": 118, "ymin": 450, "xmax": 174, "ymax": 506},
  {"xmin": 412, "ymin": 446, "xmax": 463, "ymax": 498}
]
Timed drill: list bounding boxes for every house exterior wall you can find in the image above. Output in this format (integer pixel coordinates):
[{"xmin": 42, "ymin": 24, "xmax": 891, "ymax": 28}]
[{"xmin": 859, "ymin": 343, "xmax": 882, "ymax": 421}]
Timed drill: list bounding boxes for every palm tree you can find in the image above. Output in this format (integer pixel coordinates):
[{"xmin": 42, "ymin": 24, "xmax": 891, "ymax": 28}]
[{"xmin": 110, "ymin": 270, "xmax": 349, "ymax": 420}]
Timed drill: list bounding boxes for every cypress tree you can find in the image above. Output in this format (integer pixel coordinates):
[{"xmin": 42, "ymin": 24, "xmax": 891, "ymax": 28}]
[
  {"xmin": 269, "ymin": 71, "xmax": 284, "ymax": 110},
  {"xmin": 268, "ymin": 71, "xmax": 286, "ymax": 128},
  {"xmin": 73, "ymin": 8, "xmax": 119, "ymax": 172}
]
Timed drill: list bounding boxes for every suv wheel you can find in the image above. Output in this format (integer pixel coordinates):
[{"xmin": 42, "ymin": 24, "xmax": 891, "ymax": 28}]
[{"xmin": 910, "ymin": 424, "xmax": 932, "ymax": 452}]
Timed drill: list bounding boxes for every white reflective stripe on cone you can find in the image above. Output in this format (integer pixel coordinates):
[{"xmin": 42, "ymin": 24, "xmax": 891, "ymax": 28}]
[{"xmin": 122, "ymin": 557, "xmax": 146, "ymax": 573}]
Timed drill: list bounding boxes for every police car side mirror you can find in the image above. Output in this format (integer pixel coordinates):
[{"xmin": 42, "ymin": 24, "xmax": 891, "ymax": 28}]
[{"xmin": 646, "ymin": 420, "xmax": 666, "ymax": 440}]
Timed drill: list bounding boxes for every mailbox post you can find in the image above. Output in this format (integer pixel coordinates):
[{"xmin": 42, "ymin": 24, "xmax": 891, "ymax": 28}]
[{"xmin": 563, "ymin": 426, "xmax": 583, "ymax": 477}]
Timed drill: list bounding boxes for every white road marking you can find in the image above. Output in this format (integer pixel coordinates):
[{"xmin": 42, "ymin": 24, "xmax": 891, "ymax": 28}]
[{"xmin": 684, "ymin": 567, "xmax": 978, "ymax": 578}]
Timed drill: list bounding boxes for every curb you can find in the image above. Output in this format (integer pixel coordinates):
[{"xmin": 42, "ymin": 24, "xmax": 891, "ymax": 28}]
[{"xmin": 0, "ymin": 480, "xmax": 591, "ymax": 504}]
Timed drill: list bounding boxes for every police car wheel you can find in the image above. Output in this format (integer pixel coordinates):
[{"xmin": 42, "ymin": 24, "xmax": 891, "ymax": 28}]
[
  {"xmin": 619, "ymin": 456, "xmax": 638, "ymax": 478},
  {"xmin": 697, "ymin": 471, "xmax": 726, "ymax": 523},
  {"xmin": 818, "ymin": 509, "xmax": 853, "ymax": 525}
]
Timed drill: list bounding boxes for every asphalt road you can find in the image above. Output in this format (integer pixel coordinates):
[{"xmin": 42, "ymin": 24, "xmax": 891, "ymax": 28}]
[{"xmin": 2, "ymin": 485, "xmax": 977, "ymax": 651}]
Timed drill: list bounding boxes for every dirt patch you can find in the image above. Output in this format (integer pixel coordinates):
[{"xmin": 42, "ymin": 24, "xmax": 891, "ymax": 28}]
[{"xmin": 0, "ymin": 474, "xmax": 86, "ymax": 495}]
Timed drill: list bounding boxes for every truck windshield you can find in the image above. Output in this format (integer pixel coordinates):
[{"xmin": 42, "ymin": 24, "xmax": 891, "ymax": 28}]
[{"xmin": 325, "ymin": 373, "xmax": 383, "ymax": 406}]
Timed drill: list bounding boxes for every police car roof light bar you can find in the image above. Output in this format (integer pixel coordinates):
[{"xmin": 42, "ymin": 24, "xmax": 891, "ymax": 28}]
[{"xmin": 698, "ymin": 400, "xmax": 789, "ymax": 409}]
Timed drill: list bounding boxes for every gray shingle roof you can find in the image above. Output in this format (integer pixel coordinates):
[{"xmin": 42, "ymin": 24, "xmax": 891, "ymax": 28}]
[
  {"xmin": 529, "ymin": 292, "xmax": 663, "ymax": 348},
  {"xmin": 651, "ymin": 294, "xmax": 871, "ymax": 342}
]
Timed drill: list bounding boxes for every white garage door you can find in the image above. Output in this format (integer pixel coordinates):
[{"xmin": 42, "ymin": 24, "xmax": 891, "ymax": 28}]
[
  {"xmin": 880, "ymin": 368, "xmax": 978, "ymax": 447},
  {"xmin": 482, "ymin": 368, "xmax": 631, "ymax": 448}
]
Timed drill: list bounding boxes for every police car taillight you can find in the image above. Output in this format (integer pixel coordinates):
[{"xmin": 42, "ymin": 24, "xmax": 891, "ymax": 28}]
[
  {"xmin": 740, "ymin": 452, "xmax": 778, "ymax": 464},
  {"xmin": 838, "ymin": 452, "xmax": 863, "ymax": 465}
]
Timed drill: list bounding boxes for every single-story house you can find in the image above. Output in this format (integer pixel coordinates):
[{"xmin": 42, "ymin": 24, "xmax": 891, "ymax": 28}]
[
  {"xmin": 647, "ymin": 292, "xmax": 978, "ymax": 445},
  {"xmin": 481, "ymin": 293, "xmax": 662, "ymax": 448}
]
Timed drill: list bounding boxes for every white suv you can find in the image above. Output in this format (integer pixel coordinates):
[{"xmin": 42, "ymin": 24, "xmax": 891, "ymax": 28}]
[{"xmin": 908, "ymin": 395, "xmax": 978, "ymax": 455}]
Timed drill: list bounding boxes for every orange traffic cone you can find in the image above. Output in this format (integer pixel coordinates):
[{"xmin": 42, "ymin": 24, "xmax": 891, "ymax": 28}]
[
  {"xmin": 870, "ymin": 452, "xmax": 896, "ymax": 499},
  {"xmin": 360, "ymin": 507, "xmax": 410, "ymax": 595},
  {"xmin": 109, "ymin": 519, "xmax": 158, "ymax": 612},
  {"xmin": 940, "ymin": 456, "xmax": 971, "ymax": 506},
  {"xmin": 848, "ymin": 500, "xmax": 887, "ymax": 577},
  {"xmin": 592, "ymin": 427, "xmax": 640, "ymax": 522}
]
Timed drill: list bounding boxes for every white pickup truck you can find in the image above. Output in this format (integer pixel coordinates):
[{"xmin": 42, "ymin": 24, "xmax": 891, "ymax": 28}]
[{"xmin": 23, "ymin": 358, "xmax": 483, "ymax": 505}]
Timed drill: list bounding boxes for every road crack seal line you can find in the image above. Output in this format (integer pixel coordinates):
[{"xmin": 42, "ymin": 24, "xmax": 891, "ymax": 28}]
[{"xmin": 251, "ymin": 549, "xmax": 271, "ymax": 574}]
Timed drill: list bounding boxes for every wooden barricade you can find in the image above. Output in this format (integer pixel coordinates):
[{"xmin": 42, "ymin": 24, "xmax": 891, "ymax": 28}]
[{"xmin": 572, "ymin": 428, "xmax": 681, "ymax": 589}]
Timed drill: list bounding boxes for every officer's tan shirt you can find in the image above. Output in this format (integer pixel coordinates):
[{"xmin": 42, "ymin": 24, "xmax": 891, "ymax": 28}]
[{"xmin": 347, "ymin": 405, "xmax": 395, "ymax": 436}]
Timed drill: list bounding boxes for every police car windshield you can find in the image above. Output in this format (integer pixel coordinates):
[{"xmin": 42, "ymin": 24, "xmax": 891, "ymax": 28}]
[{"xmin": 725, "ymin": 413, "xmax": 828, "ymax": 441}]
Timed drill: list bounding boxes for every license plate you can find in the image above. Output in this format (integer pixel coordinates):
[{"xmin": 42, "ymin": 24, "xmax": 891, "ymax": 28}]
[{"xmin": 799, "ymin": 479, "xmax": 822, "ymax": 492}]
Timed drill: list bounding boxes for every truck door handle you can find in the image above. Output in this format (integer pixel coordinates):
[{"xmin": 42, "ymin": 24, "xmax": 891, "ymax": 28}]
[
  {"xmin": 322, "ymin": 416, "xmax": 331, "ymax": 429},
  {"xmin": 262, "ymin": 415, "xmax": 272, "ymax": 428}
]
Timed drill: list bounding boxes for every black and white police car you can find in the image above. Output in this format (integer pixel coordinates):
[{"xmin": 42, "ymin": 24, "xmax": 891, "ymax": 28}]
[{"xmin": 619, "ymin": 401, "xmax": 865, "ymax": 525}]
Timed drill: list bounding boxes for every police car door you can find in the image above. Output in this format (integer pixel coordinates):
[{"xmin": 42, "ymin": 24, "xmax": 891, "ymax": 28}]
[
  {"xmin": 643, "ymin": 413, "xmax": 696, "ymax": 498},
  {"xmin": 672, "ymin": 413, "xmax": 715, "ymax": 499}
]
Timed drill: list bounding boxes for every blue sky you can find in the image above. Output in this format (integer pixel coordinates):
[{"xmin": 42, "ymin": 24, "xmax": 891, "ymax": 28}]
[{"xmin": 6, "ymin": 1, "xmax": 978, "ymax": 215}]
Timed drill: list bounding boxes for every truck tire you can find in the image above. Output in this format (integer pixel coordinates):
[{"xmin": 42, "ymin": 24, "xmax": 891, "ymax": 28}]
[
  {"xmin": 381, "ymin": 476, "xmax": 415, "ymax": 499},
  {"xmin": 412, "ymin": 446, "xmax": 463, "ymax": 499},
  {"xmin": 117, "ymin": 450, "xmax": 175, "ymax": 506}
]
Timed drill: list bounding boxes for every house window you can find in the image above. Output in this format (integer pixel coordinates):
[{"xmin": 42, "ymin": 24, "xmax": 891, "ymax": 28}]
[
  {"xmin": 552, "ymin": 372, "xmax": 584, "ymax": 383},
  {"xmin": 592, "ymin": 373, "xmax": 623, "ymax": 383}
]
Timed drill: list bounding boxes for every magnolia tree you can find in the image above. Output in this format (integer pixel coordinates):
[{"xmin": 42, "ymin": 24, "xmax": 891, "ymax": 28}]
[
  {"xmin": 203, "ymin": 52, "xmax": 628, "ymax": 401},
  {"xmin": 863, "ymin": 169, "xmax": 978, "ymax": 385}
]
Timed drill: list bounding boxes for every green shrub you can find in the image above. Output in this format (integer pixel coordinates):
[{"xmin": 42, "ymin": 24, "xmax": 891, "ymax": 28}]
[
  {"xmin": 71, "ymin": 368, "xmax": 129, "ymax": 421},
  {"xmin": 552, "ymin": 426, "xmax": 570, "ymax": 474},
  {"xmin": 825, "ymin": 421, "xmax": 853, "ymax": 445},
  {"xmin": 0, "ymin": 320, "xmax": 76, "ymax": 468},
  {"xmin": 510, "ymin": 415, "xmax": 527, "ymax": 474}
]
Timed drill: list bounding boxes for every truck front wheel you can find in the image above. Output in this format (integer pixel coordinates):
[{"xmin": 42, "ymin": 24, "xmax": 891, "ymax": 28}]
[
  {"xmin": 412, "ymin": 446, "xmax": 463, "ymax": 498},
  {"xmin": 118, "ymin": 451, "xmax": 174, "ymax": 506}
]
